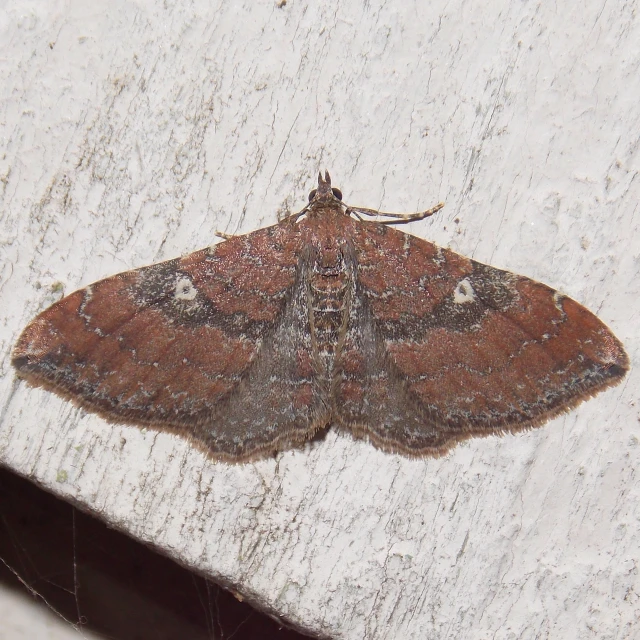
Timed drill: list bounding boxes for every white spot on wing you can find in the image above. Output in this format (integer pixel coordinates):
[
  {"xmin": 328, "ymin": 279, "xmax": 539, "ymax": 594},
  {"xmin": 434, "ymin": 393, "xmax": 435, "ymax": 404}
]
[
  {"xmin": 453, "ymin": 278, "xmax": 475, "ymax": 304},
  {"xmin": 553, "ymin": 291, "xmax": 565, "ymax": 311},
  {"xmin": 175, "ymin": 276, "xmax": 197, "ymax": 301}
]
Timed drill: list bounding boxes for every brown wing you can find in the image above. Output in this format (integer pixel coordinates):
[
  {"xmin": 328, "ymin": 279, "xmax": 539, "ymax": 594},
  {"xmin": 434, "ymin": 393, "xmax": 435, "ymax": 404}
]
[
  {"xmin": 334, "ymin": 222, "xmax": 628, "ymax": 456},
  {"xmin": 13, "ymin": 223, "xmax": 330, "ymax": 461}
]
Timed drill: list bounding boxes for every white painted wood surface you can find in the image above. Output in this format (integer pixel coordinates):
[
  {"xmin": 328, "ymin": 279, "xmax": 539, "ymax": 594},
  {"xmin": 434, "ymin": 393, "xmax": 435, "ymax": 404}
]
[{"xmin": 1, "ymin": 1, "xmax": 638, "ymax": 638}]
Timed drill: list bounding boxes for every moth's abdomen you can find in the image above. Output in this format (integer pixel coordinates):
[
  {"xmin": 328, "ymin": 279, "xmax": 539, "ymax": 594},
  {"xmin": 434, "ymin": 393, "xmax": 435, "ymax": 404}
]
[{"xmin": 309, "ymin": 247, "xmax": 352, "ymax": 383}]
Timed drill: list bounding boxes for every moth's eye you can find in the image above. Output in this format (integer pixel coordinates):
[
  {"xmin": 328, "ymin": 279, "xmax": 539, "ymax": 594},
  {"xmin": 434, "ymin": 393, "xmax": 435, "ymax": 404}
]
[
  {"xmin": 332, "ymin": 188, "xmax": 343, "ymax": 200},
  {"xmin": 308, "ymin": 189, "xmax": 317, "ymax": 202}
]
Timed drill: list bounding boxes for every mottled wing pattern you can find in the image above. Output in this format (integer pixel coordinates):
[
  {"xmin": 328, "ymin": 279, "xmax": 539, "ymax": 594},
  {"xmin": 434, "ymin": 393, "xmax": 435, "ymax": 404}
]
[
  {"xmin": 333, "ymin": 261, "xmax": 441, "ymax": 452},
  {"xmin": 13, "ymin": 223, "xmax": 328, "ymax": 460},
  {"xmin": 335, "ymin": 222, "xmax": 628, "ymax": 455}
]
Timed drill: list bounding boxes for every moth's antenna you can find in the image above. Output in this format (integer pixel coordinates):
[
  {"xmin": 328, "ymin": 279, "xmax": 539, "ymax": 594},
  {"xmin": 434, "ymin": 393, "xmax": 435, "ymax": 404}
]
[{"xmin": 345, "ymin": 202, "xmax": 445, "ymax": 225}]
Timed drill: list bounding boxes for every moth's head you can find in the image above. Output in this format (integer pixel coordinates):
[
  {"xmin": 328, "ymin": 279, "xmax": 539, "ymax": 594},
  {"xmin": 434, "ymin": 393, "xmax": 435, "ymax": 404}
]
[{"xmin": 308, "ymin": 170, "xmax": 343, "ymax": 204}]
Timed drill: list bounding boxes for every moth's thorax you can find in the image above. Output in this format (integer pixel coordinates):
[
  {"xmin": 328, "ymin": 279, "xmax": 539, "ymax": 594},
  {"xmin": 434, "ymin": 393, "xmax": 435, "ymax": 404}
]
[{"xmin": 304, "ymin": 199, "xmax": 348, "ymax": 224}]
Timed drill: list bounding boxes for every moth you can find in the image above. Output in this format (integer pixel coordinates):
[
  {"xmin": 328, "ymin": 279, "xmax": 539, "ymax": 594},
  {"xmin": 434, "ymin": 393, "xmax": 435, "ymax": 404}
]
[{"xmin": 13, "ymin": 172, "xmax": 628, "ymax": 461}]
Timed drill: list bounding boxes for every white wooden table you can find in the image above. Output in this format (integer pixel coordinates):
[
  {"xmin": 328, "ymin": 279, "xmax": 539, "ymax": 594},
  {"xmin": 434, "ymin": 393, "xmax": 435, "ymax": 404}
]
[{"xmin": 1, "ymin": 1, "xmax": 638, "ymax": 638}]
